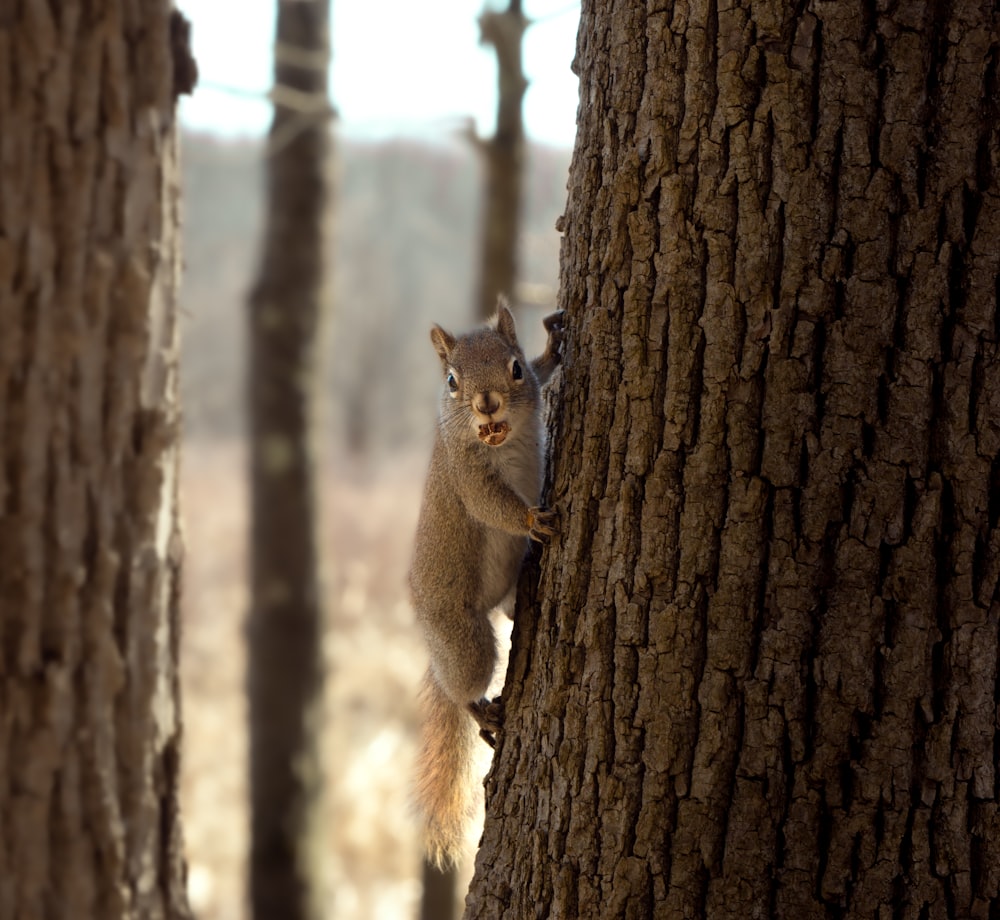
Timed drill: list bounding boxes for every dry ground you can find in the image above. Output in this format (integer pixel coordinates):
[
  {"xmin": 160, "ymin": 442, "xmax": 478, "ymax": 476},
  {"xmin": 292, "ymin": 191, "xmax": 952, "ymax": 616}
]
[{"xmin": 180, "ymin": 441, "xmax": 486, "ymax": 920}]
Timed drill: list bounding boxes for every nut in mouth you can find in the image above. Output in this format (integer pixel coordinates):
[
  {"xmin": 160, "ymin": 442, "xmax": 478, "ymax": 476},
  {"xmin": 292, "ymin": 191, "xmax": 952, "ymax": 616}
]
[{"xmin": 478, "ymin": 421, "xmax": 510, "ymax": 446}]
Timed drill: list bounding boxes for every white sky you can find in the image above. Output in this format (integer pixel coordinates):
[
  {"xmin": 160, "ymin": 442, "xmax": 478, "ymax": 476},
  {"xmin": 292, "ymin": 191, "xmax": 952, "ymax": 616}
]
[{"xmin": 177, "ymin": 0, "xmax": 581, "ymax": 148}]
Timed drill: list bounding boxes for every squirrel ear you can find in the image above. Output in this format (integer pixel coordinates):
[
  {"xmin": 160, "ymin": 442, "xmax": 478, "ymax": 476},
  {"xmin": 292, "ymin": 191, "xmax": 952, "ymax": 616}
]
[
  {"xmin": 495, "ymin": 295, "xmax": 518, "ymax": 346},
  {"xmin": 430, "ymin": 324, "xmax": 456, "ymax": 364}
]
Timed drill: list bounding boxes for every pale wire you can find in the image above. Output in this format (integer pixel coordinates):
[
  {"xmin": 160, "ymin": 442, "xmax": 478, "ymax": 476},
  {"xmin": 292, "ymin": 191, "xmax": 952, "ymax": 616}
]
[{"xmin": 190, "ymin": 1, "xmax": 582, "ymax": 155}]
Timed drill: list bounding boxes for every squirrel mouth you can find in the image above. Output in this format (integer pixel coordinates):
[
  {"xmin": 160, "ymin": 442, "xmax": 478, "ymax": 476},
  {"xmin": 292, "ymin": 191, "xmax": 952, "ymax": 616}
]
[{"xmin": 478, "ymin": 421, "xmax": 510, "ymax": 446}]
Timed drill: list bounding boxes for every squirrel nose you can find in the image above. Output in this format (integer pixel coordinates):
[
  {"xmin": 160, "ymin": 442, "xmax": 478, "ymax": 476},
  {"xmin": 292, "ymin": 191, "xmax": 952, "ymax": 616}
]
[{"xmin": 474, "ymin": 391, "xmax": 501, "ymax": 416}]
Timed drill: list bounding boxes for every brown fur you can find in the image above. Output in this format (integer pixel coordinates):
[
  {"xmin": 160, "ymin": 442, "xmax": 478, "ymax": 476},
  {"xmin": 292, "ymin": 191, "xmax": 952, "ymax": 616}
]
[{"xmin": 409, "ymin": 298, "xmax": 564, "ymax": 866}]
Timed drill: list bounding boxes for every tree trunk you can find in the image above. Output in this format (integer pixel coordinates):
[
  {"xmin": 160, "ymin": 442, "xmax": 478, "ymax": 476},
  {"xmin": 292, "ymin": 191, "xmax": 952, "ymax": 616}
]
[
  {"xmin": 0, "ymin": 3, "xmax": 196, "ymax": 918},
  {"xmin": 476, "ymin": 1, "xmax": 528, "ymax": 320},
  {"xmin": 246, "ymin": 1, "xmax": 332, "ymax": 918},
  {"xmin": 467, "ymin": 2, "xmax": 1000, "ymax": 918}
]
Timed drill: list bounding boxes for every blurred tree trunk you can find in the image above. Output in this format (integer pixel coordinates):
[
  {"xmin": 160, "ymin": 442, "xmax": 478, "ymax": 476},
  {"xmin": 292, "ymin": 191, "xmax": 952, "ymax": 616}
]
[
  {"xmin": 420, "ymin": 858, "xmax": 462, "ymax": 920},
  {"xmin": 475, "ymin": 0, "xmax": 528, "ymax": 320},
  {"xmin": 467, "ymin": 2, "xmax": 1000, "ymax": 918},
  {"xmin": 0, "ymin": 3, "xmax": 196, "ymax": 918},
  {"xmin": 246, "ymin": 0, "xmax": 332, "ymax": 918}
]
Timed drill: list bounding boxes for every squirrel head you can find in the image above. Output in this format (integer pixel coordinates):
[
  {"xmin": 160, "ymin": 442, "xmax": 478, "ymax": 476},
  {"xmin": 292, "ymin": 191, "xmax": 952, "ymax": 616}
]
[{"xmin": 430, "ymin": 298, "xmax": 539, "ymax": 448}]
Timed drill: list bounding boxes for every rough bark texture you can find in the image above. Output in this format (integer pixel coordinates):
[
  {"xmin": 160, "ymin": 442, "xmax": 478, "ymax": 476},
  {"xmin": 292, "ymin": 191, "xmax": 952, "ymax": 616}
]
[
  {"xmin": 246, "ymin": 1, "xmax": 332, "ymax": 918},
  {"xmin": 476, "ymin": 3, "xmax": 528, "ymax": 320},
  {"xmin": 467, "ymin": 2, "xmax": 1000, "ymax": 918},
  {"xmin": 0, "ymin": 3, "xmax": 193, "ymax": 919}
]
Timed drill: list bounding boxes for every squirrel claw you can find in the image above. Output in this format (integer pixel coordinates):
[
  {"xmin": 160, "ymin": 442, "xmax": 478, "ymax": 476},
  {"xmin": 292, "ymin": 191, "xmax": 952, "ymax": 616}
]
[
  {"xmin": 479, "ymin": 728, "xmax": 497, "ymax": 749},
  {"xmin": 542, "ymin": 310, "xmax": 565, "ymax": 334},
  {"xmin": 527, "ymin": 506, "xmax": 559, "ymax": 543},
  {"xmin": 468, "ymin": 696, "xmax": 504, "ymax": 747},
  {"xmin": 541, "ymin": 311, "xmax": 566, "ymax": 361}
]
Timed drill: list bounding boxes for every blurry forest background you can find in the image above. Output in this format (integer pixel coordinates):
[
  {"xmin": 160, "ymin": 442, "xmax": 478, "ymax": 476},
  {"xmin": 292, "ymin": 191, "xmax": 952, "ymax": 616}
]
[{"xmin": 178, "ymin": 130, "xmax": 571, "ymax": 919}]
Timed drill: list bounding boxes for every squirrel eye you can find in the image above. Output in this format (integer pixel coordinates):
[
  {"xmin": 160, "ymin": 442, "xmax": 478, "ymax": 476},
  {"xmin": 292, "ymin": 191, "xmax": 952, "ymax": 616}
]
[
  {"xmin": 511, "ymin": 360, "xmax": 523, "ymax": 381},
  {"xmin": 446, "ymin": 372, "xmax": 458, "ymax": 393}
]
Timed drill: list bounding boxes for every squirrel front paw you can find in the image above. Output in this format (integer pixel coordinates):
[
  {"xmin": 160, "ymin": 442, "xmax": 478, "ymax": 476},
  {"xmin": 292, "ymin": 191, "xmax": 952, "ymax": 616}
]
[
  {"xmin": 527, "ymin": 506, "xmax": 558, "ymax": 543},
  {"xmin": 542, "ymin": 310, "xmax": 565, "ymax": 334},
  {"xmin": 541, "ymin": 310, "xmax": 566, "ymax": 363}
]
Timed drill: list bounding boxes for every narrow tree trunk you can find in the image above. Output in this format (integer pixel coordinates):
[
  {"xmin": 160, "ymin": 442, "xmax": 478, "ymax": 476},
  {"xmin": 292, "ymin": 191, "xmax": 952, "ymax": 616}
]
[
  {"xmin": 467, "ymin": 2, "xmax": 1000, "ymax": 918},
  {"xmin": 420, "ymin": 858, "xmax": 462, "ymax": 920},
  {"xmin": 476, "ymin": 1, "xmax": 528, "ymax": 320},
  {"xmin": 246, "ymin": 1, "xmax": 332, "ymax": 918},
  {"xmin": 0, "ymin": 3, "xmax": 196, "ymax": 918}
]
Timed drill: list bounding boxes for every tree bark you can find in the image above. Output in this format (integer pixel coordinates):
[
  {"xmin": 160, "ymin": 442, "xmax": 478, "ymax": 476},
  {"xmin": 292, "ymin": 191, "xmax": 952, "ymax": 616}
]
[
  {"xmin": 467, "ymin": 2, "xmax": 1000, "ymax": 918},
  {"xmin": 246, "ymin": 1, "xmax": 332, "ymax": 919},
  {"xmin": 0, "ymin": 3, "xmax": 195, "ymax": 918},
  {"xmin": 476, "ymin": 2, "xmax": 529, "ymax": 320}
]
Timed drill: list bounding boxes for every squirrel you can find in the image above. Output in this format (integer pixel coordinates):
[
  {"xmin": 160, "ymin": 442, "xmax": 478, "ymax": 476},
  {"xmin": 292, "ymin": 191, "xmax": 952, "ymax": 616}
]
[{"xmin": 409, "ymin": 297, "xmax": 564, "ymax": 868}]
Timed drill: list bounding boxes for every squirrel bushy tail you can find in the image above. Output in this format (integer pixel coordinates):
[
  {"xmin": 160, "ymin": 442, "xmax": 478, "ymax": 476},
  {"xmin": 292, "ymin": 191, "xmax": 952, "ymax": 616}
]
[{"xmin": 414, "ymin": 669, "xmax": 481, "ymax": 868}]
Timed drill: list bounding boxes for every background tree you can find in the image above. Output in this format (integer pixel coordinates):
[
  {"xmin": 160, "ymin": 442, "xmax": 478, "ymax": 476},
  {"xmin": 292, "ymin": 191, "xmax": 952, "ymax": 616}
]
[
  {"xmin": 476, "ymin": 0, "xmax": 529, "ymax": 320},
  {"xmin": 246, "ymin": 0, "xmax": 333, "ymax": 917},
  {"xmin": 467, "ymin": 1, "xmax": 1000, "ymax": 917},
  {"xmin": 0, "ymin": 3, "xmax": 195, "ymax": 917}
]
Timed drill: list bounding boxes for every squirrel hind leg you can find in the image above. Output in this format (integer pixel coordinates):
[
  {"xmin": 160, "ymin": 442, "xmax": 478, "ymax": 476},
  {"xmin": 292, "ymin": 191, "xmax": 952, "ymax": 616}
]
[
  {"xmin": 422, "ymin": 604, "xmax": 499, "ymax": 706},
  {"xmin": 468, "ymin": 696, "xmax": 504, "ymax": 748}
]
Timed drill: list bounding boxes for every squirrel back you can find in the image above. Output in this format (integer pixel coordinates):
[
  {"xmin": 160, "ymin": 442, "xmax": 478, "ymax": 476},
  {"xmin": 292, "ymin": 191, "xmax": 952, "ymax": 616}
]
[{"xmin": 409, "ymin": 299, "xmax": 564, "ymax": 867}]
